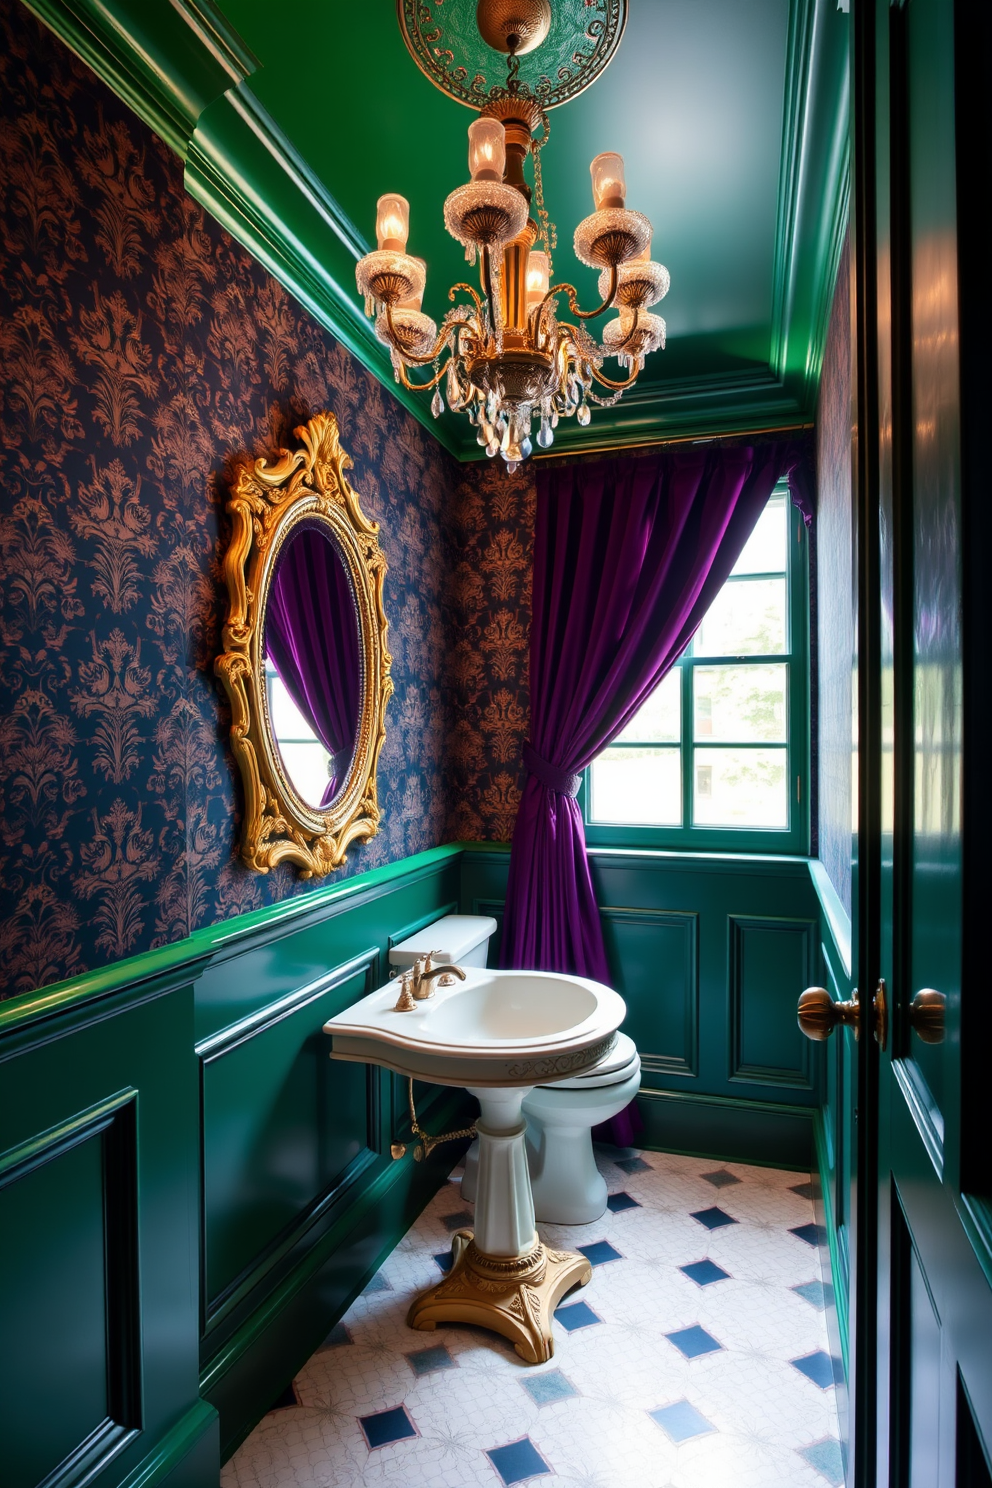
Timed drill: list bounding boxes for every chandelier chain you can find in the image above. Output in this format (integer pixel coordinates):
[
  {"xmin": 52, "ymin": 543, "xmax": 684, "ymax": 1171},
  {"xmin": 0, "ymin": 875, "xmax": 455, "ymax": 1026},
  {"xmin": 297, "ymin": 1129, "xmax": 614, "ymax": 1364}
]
[{"xmin": 531, "ymin": 127, "xmax": 557, "ymax": 272}]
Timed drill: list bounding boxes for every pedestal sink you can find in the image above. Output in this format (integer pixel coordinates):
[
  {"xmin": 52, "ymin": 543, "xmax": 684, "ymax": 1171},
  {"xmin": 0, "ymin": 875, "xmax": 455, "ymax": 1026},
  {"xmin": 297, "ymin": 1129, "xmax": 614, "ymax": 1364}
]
[{"xmin": 324, "ymin": 968, "xmax": 626, "ymax": 1362}]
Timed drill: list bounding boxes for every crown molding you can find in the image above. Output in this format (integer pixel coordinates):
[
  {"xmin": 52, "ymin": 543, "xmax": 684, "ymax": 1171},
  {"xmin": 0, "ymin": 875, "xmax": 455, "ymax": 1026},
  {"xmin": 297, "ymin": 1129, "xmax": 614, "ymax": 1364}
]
[{"xmin": 23, "ymin": 0, "xmax": 848, "ymax": 463}]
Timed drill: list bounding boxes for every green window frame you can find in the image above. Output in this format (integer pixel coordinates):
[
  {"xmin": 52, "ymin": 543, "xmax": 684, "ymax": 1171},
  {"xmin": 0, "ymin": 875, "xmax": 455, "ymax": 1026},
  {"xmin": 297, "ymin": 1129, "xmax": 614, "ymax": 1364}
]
[{"xmin": 581, "ymin": 483, "xmax": 810, "ymax": 855}]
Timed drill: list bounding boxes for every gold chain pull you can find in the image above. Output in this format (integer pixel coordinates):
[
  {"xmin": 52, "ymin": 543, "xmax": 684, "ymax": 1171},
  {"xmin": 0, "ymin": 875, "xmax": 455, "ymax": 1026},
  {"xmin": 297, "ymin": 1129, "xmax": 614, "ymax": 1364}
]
[{"xmin": 389, "ymin": 1077, "xmax": 477, "ymax": 1162}]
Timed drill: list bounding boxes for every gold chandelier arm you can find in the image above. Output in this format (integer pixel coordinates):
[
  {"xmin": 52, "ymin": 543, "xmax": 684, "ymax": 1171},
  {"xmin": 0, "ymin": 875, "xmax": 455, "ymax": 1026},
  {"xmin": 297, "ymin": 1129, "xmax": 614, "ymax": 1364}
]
[
  {"xmin": 535, "ymin": 262, "xmax": 620, "ymax": 344},
  {"xmin": 394, "ymin": 356, "xmax": 451, "ymax": 392},
  {"xmin": 590, "ymin": 362, "xmax": 641, "ymax": 391},
  {"xmin": 381, "ymin": 299, "xmax": 458, "ymax": 365},
  {"xmin": 449, "ymin": 281, "xmax": 485, "ymax": 322}
]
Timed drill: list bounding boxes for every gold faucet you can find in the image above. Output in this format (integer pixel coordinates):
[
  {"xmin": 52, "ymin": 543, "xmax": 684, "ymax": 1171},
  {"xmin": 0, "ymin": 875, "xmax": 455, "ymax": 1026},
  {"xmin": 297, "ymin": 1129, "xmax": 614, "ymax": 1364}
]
[{"xmin": 392, "ymin": 950, "xmax": 466, "ymax": 1010}]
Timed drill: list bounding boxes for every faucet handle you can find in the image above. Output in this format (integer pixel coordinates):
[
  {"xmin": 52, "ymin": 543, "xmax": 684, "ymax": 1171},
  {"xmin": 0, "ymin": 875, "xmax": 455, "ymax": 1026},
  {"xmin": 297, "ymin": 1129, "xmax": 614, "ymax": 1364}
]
[{"xmin": 392, "ymin": 972, "xmax": 416, "ymax": 1012}]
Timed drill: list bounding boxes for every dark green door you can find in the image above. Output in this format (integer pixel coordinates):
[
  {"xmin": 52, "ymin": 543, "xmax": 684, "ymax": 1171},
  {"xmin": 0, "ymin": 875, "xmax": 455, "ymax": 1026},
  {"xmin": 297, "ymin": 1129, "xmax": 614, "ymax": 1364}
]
[{"xmin": 850, "ymin": 0, "xmax": 992, "ymax": 1481}]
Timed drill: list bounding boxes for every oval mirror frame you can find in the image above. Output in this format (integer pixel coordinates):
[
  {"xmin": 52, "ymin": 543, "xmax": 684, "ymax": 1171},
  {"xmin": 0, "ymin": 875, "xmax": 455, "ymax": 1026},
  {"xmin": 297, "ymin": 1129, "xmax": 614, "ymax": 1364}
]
[{"xmin": 216, "ymin": 412, "xmax": 392, "ymax": 877}]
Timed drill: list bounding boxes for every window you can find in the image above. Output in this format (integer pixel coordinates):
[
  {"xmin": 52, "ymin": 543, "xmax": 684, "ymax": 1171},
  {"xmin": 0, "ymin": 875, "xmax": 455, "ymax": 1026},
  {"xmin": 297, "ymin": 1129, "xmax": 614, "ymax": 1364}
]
[
  {"xmin": 264, "ymin": 658, "xmax": 333, "ymax": 807},
  {"xmin": 583, "ymin": 485, "xmax": 809, "ymax": 853}
]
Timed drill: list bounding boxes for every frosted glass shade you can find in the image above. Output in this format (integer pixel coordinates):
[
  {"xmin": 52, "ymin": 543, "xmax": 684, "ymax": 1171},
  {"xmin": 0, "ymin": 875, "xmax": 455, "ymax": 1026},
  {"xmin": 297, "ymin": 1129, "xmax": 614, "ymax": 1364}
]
[
  {"xmin": 525, "ymin": 250, "xmax": 550, "ymax": 306},
  {"xmin": 590, "ymin": 152, "xmax": 626, "ymax": 209},
  {"xmin": 397, "ymin": 258, "xmax": 427, "ymax": 311},
  {"xmin": 468, "ymin": 118, "xmax": 506, "ymax": 182},
  {"xmin": 376, "ymin": 193, "xmax": 410, "ymax": 250}
]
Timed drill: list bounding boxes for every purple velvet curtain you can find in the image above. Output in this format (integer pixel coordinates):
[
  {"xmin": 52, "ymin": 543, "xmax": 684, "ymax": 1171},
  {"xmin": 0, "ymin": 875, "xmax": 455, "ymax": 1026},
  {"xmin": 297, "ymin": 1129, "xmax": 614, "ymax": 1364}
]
[
  {"xmin": 500, "ymin": 442, "xmax": 808, "ymax": 983},
  {"xmin": 265, "ymin": 527, "xmax": 361, "ymax": 808}
]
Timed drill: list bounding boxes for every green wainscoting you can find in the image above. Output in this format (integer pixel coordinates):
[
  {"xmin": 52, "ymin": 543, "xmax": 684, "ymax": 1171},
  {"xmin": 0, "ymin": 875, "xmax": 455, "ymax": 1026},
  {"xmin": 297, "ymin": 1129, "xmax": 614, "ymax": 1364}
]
[
  {"xmin": 2, "ymin": 839, "xmax": 856, "ymax": 1487},
  {"xmin": 462, "ymin": 845, "xmax": 826, "ymax": 1169}
]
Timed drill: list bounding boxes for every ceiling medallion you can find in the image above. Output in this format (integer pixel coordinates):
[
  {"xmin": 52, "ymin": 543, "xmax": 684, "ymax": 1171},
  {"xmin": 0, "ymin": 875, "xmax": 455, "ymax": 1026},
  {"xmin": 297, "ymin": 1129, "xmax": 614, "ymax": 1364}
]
[
  {"xmin": 398, "ymin": 0, "xmax": 627, "ymax": 112},
  {"xmin": 360, "ymin": 0, "xmax": 668, "ymax": 468}
]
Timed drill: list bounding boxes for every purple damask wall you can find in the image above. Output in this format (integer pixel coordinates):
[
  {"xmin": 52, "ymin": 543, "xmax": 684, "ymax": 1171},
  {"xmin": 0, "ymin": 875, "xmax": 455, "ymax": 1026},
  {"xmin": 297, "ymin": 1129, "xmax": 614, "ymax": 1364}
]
[
  {"xmin": 0, "ymin": 3, "xmax": 533, "ymax": 999},
  {"xmin": 815, "ymin": 236, "xmax": 853, "ymax": 915}
]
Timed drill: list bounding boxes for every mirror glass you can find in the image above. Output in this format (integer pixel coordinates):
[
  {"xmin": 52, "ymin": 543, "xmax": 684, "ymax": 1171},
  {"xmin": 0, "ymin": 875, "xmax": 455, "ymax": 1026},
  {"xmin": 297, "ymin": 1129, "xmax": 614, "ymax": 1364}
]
[{"xmin": 263, "ymin": 524, "xmax": 361, "ymax": 810}]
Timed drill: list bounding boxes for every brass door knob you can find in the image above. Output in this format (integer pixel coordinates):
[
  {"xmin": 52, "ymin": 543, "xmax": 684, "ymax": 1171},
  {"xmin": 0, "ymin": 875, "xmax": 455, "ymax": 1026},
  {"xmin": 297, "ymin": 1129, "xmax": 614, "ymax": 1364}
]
[
  {"xmin": 797, "ymin": 985, "xmax": 861, "ymax": 1040},
  {"xmin": 910, "ymin": 989, "xmax": 945, "ymax": 1045}
]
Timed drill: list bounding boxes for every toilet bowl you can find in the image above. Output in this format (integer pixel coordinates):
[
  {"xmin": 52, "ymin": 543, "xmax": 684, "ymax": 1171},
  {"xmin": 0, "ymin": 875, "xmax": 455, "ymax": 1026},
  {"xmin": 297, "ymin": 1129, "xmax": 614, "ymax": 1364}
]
[{"xmin": 461, "ymin": 1032, "xmax": 641, "ymax": 1224}]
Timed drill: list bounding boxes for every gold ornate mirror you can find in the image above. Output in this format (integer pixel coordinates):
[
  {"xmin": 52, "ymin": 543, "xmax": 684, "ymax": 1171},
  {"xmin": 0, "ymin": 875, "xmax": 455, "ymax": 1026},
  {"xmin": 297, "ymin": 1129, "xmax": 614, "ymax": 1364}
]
[{"xmin": 216, "ymin": 412, "xmax": 392, "ymax": 877}]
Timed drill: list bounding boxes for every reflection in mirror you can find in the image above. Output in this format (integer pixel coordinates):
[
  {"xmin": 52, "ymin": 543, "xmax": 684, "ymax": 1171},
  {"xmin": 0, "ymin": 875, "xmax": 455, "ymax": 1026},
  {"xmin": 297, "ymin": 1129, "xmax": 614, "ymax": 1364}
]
[{"xmin": 264, "ymin": 526, "xmax": 361, "ymax": 811}]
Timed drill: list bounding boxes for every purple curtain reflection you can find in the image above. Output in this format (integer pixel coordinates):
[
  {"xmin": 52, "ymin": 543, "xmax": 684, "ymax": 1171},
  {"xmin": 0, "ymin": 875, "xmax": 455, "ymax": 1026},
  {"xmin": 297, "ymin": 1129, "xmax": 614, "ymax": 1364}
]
[
  {"xmin": 500, "ymin": 441, "xmax": 808, "ymax": 1145},
  {"xmin": 265, "ymin": 527, "xmax": 360, "ymax": 808}
]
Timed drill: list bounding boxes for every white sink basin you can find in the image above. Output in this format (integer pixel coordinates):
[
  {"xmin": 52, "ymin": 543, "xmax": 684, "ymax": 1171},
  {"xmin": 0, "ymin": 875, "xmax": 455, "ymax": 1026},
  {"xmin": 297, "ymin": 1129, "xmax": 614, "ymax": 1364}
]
[{"xmin": 323, "ymin": 967, "xmax": 625, "ymax": 1087}]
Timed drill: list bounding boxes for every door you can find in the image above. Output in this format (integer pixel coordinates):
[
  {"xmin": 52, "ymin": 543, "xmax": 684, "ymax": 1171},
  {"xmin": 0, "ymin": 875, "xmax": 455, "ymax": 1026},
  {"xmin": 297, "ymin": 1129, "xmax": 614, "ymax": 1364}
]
[{"xmin": 850, "ymin": 0, "xmax": 992, "ymax": 1483}]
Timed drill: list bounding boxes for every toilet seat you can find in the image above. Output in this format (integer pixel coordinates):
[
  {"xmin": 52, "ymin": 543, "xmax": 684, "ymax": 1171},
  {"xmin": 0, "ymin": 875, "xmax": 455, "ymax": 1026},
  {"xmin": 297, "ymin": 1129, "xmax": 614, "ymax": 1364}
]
[{"xmin": 540, "ymin": 1032, "xmax": 638, "ymax": 1090}]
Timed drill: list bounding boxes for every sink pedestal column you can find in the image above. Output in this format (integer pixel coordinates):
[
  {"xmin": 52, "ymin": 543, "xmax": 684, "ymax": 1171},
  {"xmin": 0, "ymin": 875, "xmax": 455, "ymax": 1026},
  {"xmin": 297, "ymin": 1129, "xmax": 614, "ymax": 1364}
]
[{"xmin": 407, "ymin": 1087, "xmax": 592, "ymax": 1364}]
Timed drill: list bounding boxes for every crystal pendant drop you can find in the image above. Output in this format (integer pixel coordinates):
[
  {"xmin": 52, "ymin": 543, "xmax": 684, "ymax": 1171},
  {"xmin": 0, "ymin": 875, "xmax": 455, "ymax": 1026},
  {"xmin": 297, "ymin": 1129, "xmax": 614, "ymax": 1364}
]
[
  {"xmin": 577, "ymin": 403, "xmax": 591, "ymax": 427},
  {"xmin": 431, "ymin": 389, "xmax": 444, "ymax": 419},
  {"xmin": 486, "ymin": 439, "xmax": 499, "ymax": 457},
  {"xmin": 519, "ymin": 437, "xmax": 533, "ymax": 460},
  {"xmin": 537, "ymin": 421, "xmax": 554, "ymax": 449},
  {"xmin": 506, "ymin": 460, "xmax": 519, "ymax": 474}
]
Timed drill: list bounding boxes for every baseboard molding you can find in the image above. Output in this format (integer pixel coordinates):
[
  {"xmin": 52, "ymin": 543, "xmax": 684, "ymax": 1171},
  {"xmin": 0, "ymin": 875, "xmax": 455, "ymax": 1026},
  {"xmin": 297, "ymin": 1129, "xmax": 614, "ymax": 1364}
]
[
  {"xmin": 813, "ymin": 1108, "xmax": 850, "ymax": 1455},
  {"xmin": 203, "ymin": 1086, "xmax": 473, "ymax": 1462},
  {"xmin": 637, "ymin": 1087, "xmax": 815, "ymax": 1170}
]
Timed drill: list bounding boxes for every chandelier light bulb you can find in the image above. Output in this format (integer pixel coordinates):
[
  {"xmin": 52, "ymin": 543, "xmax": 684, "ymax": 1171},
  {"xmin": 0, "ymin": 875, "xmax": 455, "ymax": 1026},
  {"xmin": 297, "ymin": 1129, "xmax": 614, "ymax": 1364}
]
[
  {"xmin": 468, "ymin": 117, "xmax": 506, "ymax": 182},
  {"xmin": 376, "ymin": 193, "xmax": 410, "ymax": 250},
  {"xmin": 525, "ymin": 250, "xmax": 550, "ymax": 307},
  {"xmin": 590, "ymin": 152, "xmax": 626, "ymax": 210}
]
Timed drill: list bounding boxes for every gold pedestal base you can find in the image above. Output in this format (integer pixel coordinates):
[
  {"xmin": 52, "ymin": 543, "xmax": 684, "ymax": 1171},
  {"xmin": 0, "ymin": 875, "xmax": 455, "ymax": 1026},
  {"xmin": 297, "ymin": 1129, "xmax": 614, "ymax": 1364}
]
[{"xmin": 407, "ymin": 1230, "xmax": 592, "ymax": 1364}]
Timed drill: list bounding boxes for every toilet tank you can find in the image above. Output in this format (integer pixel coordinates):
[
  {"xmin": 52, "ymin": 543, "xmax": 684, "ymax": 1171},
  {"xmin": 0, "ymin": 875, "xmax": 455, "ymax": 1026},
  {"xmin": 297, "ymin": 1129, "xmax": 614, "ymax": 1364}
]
[{"xmin": 388, "ymin": 914, "xmax": 498, "ymax": 971}]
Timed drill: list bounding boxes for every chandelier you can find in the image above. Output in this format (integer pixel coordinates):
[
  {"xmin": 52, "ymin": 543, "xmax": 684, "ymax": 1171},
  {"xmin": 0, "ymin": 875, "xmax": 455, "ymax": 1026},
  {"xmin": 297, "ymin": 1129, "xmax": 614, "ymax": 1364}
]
[{"xmin": 355, "ymin": 1, "xmax": 669, "ymax": 470}]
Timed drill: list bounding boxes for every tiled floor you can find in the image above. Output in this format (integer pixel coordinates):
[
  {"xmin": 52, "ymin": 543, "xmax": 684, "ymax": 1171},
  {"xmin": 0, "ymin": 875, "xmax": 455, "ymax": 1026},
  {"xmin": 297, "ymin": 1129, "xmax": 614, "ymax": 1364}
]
[{"xmin": 222, "ymin": 1149, "xmax": 845, "ymax": 1488}]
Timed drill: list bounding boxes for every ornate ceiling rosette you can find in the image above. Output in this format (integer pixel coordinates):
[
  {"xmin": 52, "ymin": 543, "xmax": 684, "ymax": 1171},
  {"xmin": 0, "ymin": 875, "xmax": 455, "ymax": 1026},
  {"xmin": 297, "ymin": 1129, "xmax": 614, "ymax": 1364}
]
[{"xmin": 397, "ymin": 0, "xmax": 627, "ymax": 112}]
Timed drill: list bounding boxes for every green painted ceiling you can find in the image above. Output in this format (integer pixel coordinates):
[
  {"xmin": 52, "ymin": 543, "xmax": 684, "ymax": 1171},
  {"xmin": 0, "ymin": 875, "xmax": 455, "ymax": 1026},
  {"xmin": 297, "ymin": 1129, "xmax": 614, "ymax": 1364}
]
[
  {"xmin": 222, "ymin": 0, "xmax": 789, "ymax": 383},
  {"xmin": 29, "ymin": 0, "xmax": 849, "ymax": 457}
]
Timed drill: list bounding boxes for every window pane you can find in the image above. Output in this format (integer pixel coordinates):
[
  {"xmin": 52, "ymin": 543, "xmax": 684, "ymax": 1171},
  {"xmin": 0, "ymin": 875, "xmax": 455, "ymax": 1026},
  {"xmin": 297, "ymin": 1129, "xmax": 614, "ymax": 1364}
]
[
  {"xmin": 268, "ymin": 672, "xmax": 315, "ymax": 740},
  {"xmin": 589, "ymin": 747, "xmax": 681, "ymax": 825},
  {"xmin": 694, "ymin": 577, "xmax": 786, "ymax": 656},
  {"xmin": 693, "ymin": 747, "xmax": 788, "ymax": 827},
  {"xmin": 276, "ymin": 742, "xmax": 333, "ymax": 807},
  {"xmin": 614, "ymin": 669, "xmax": 680, "ymax": 743},
  {"xmin": 731, "ymin": 491, "xmax": 788, "ymax": 575},
  {"xmin": 694, "ymin": 664, "xmax": 787, "ymax": 742}
]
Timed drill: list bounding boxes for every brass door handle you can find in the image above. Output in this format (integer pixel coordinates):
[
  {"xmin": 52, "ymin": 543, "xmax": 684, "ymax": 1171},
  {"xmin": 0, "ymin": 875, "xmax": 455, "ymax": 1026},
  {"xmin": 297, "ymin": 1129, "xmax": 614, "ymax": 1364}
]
[
  {"xmin": 910, "ymin": 989, "xmax": 945, "ymax": 1044},
  {"xmin": 797, "ymin": 982, "xmax": 888, "ymax": 1048},
  {"xmin": 797, "ymin": 986, "xmax": 861, "ymax": 1040}
]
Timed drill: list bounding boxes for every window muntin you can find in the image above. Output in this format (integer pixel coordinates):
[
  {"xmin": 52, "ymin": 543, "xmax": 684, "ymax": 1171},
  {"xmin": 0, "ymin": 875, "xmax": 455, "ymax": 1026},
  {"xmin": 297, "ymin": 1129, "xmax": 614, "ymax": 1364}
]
[{"xmin": 584, "ymin": 487, "xmax": 808, "ymax": 852}]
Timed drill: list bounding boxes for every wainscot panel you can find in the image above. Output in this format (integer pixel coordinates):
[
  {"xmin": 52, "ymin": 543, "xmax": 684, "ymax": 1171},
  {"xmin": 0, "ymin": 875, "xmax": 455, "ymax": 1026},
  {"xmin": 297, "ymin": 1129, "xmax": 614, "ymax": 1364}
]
[{"xmin": 0, "ymin": 844, "xmax": 474, "ymax": 1478}]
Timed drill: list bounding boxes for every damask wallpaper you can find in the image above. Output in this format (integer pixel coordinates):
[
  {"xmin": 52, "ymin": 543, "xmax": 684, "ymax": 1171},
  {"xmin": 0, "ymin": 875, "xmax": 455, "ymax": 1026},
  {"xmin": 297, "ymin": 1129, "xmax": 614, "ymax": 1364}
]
[{"xmin": 0, "ymin": 1, "xmax": 536, "ymax": 1000}]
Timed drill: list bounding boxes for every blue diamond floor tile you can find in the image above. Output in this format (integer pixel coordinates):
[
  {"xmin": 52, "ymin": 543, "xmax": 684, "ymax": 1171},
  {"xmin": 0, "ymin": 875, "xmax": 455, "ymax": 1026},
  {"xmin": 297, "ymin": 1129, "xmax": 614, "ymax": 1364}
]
[
  {"xmin": 790, "ymin": 1223, "xmax": 828, "ymax": 1247},
  {"xmin": 691, "ymin": 1206, "xmax": 738, "ymax": 1230},
  {"xmin": 520, "ymin": 1369, "xmax": 577, "ymax": 1407},
  {"xmin": 442, "ymin": 1210, "xmax": 474, "ymax": 1232},
  {"xmin": 799, "ymin": 1438, "xmax": 846, "ymax": 1484},
  {"xmin": 606, "ymin": 1191, "xmax": 641, "ymax": 1212},
  {"xmin": 486, "ymin": 1436, "xmax": 552, "ymax": 1485},
  {"xmin": 358, "ymin": 1406, "xmax": 417, "ymax": 1449},
  {"xmin": 318, "ymin": 1321, "xmax": 352, "ymax": 1349},
  {"xmin": 650, "ymin": 1399, "xmax": 717, "ymax": 1442},
  {"xmin": 665, "ymin": 1325, "xmax": 723, "ymax": 1359},
  {"xmin": 701, "ymin": 1169, "xmax": 741, "ymax": 1188},
  {"xmin": 577, "ymin": 1240, "xmax": 623, "ymax": 1266},
  {"xmin": 405, "ymin": 1344, "xmax": 456, "ymax": 1377},
  {"xmin": 361, "ymin": 1271, "xmax": 392, "ymax": 1294},
  {"xmin": 554, "ymin": 1299, "xmax": 601, "ymax": 1331},
  {"xmin": 433, "ymin": 1250, "xmax": 453, "ymax": 1273},
  {"xmin": 680, "ymin": 1258, "xmax": 731, "ymax": 1287},
  {"xmin": 791, "ymin": 1351, "xmax": 840, "ymax": 1389},
  {"xmin": 615, "ymin": 1155, "xmax": 653, "ymax": 1174},
  {"xmin": 790, "ymin": 1181, "xmax": 816, "ymax": 1200},
  {"xmin": 793, "ymin": 1280, "xmax": 828, "ymax": 1310}
]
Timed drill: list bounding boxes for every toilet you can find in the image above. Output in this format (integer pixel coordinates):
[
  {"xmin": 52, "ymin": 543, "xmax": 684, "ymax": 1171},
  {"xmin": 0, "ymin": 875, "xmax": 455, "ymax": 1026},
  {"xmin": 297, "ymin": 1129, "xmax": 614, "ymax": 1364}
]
[
  {"xmin": 388, "ymin": 913, "xmax": 498, "ymax": 976},
  {"xmin": 460, "ymin": 1029, "xmax": 642, "ymax": 1226}
]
